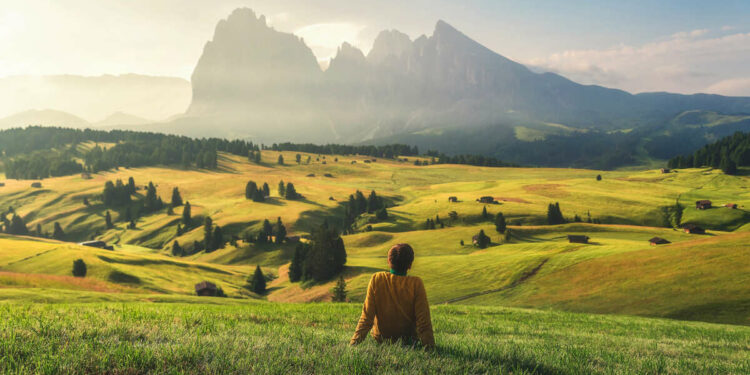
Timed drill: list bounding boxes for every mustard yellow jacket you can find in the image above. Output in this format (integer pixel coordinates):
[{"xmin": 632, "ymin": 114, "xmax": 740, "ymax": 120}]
[{"xmin": 350, "ymin": 272, "xmax": 435, "ymax": 348}]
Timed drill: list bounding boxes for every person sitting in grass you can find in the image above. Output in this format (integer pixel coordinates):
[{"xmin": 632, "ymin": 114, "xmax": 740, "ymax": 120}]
[{"xmin": 350, "ymin": 243, "xmax": 435, "ymax": 349}]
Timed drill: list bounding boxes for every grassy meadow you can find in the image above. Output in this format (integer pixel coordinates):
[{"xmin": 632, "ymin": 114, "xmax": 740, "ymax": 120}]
[
  {"xmin": 1, "ymin": 297, "xmax": 748, "ymax": 374},
  {"xmin": 1, "ymin": 149, "xmax": 749, "ymax": 373}
]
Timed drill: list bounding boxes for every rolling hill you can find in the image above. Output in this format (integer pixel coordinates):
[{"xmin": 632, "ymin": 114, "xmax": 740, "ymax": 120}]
[{"xmin": 1, "ymin": 143, "xmax": 748, "ymax": 325}]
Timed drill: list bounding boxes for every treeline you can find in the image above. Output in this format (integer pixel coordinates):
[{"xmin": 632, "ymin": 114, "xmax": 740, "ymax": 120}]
[
  {"xmin": 429, "ymin": 152, "xmax": 513, "ymax": 168},
  {"xmin": 668, "ymin": 131, "xmax": 750, "ymax": 174},
  {"xmin": 0, "ymin": 126, "xmax": 259, "ymax": 179},
  {"xmin": 271, "ymin": 142, "xmax": 418, "ymax": 158}
]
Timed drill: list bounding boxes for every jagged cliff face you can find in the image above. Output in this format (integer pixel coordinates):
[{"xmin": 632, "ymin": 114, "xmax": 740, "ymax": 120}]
[{"xmin": 182, "ymin": 8, "xmax": 750, "ymax": 142}]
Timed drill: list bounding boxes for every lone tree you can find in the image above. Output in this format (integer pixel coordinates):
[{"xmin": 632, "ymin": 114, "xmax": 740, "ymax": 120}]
[
  {"xmin": 203, "ymin": 216, "xmax": 214, "ymax": 251},
  {"xmin": 171, "ymin": 187, "xmax": 183, "ymax": 206},
  {"xmin": 482, "ymin": 206, "xmax": 489, "ymax": 220},
  {"xmin": 212, "ymin": 225, "xmax": 224, "ymax": 250},
  {"xmin": 277, "ymin": 155, "xmax": 284, "ymax": 165},
  {"xmin": 182, "ymin": 201, "xmax": 192, "ymax": 225},
  {"xmin": 295, "ymin": 154, "xmax": 301, "ymax": 164},
  {"xmin": 275, "ymin": 217, "xmax": 286, "ymax": 244},
  {"xmin": 494, "ymin": 212, "xmax": 506, "ymax": 234},
  {"xmin": 278, "ymin": 180, "xmax": 286, "ymax": 197},
  {"xmin": 72, "ymin": 259, "xmax": 87, "ymax": 277},
  {"xmin": 262, "ymin": 183, "xmax": 270, "ymax": 198},
  {"xmin": 596, "ymin": 174, "xmax": 602, "ymax": 181},
  {"xmin": 248, "ymin": 265, "xmax": 267, "ymax": 294},
  {"xmin": 105, "ymin": 210, "xmax": 113, "ymax": 229},
  {"xmin": 172, "ymin": 240, "xmax": 183, "ymax": 256},
  {"xmin": 331, "ymin": 274, "xmax": 348, "ymax": 302},
  {"xmin": 53, "ymin": 222, "xmax": 65, "ymax": 240}
]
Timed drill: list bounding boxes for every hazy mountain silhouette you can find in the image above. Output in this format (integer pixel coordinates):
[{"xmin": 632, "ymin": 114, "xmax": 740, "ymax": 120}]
[{"xmin": 166, "ymin": 8, "xmax": 750, "ymax": 149}]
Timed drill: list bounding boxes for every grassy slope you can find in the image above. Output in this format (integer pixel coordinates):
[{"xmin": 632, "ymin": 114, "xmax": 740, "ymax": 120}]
[
  {"xmin": 1, "ymin": 297, "xmax": 748, "ymax": 375},
  {"xmin": 1, "ymin": 152, "xmax": 749, "ymax": 325}
]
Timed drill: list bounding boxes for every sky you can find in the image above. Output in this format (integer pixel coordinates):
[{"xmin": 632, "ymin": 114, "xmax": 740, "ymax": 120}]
[{"xmin": 1, "ymin": 0, "xmax": 749, "ymax": 95}]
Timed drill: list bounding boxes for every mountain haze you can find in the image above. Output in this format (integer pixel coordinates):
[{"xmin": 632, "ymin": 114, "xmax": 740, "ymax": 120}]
[{"xmin": 160, "ymin": 8, "xmax": 750, "ymax": 166}]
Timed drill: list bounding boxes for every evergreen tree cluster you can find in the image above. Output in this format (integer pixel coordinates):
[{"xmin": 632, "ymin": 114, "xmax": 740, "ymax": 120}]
[
  {"xmin": 288, "ymin": 224, "xmax": 346, "ymax": 282},
  {"xmin": 202, "ymin": 216, "xmax": 225, "ymax": 252},
  {"xmin": 547, "ymin": 202, "xmax": 566, "ymax": 225},
  {"xmin": 432, "ymin": 152, "xmax": 513, "ymax": 168},
  {"xmin": 248, "ymin": 265, "xmax": 267, "ymax": 294},
  {"xmin": 0, "ymin": 126, "xmax": 259, "ymax": 179},
  {"xmin": 271, "ymin": 143, "xmax": 418, "ymax": 159},
  {"xmin": 102, "ymin": 178, "xmax": 135, "ymax": 206},
  {"xmin": 245, "ymin": 180, "xmax": 272, "ymax": 202},
  {"xmin": 668, "ymin": 131, "xmax": 750, "ymax": 175}
]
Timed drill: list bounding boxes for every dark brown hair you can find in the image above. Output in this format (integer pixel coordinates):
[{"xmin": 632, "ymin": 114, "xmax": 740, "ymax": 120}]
[{"xmin": 388, "ymin": 243, "xmax": 414, "ymax": 273}]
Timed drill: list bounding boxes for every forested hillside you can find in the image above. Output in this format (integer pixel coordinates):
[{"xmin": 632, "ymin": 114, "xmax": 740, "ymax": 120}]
[{"xmin": 669, "ymin": 131, "xmax": 750, "ymax": 174}]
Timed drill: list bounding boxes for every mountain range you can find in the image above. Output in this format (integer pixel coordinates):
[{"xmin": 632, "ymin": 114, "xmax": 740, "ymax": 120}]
[{"xmin": 152, "ymin": 8, "xmax": 750, "ymax": 159}]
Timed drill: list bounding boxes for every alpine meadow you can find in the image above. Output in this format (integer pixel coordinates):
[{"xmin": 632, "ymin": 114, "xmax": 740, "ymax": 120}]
[{"xmin": 1, "ymin": 2, "xmax": 750, "ymax": 374}]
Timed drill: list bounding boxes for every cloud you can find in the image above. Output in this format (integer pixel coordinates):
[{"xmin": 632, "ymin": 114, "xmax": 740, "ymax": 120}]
[
  {"xmin": 527, "ymin": 29, "xmax": 750, "ymax": 96},
  {"xmin": 294, "ymin": 22, "xmax": 365, "ymax": 62},
  {"xmin": 705, "ymin": 77, "xmax": 750, "ymax": 96}
]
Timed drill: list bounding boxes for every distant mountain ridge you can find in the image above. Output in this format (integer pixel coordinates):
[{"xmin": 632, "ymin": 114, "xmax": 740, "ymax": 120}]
[{"xmin": 0, "ymin": 74, "xmax": 191, "ymax": 123}]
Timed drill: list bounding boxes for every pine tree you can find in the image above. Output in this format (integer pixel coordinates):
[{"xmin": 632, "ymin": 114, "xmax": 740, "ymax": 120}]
[
  {"xmin": 212, "ymin": 225, "xmax": 224, "ymax": 250},
  {"xmin": 303, "ymin": 224, "xmax": 347, "ymax": 282},
  {"xmin": 203, "ymin": 216, "xmax": 213, "ymax": 251},
  {"xmin": 278, "ymin": 180, "xmax": 286, "ymax": 197},
  {"xmin": 295, "ymin": 154, "xmax": 301, "ymax": 164},
  {"xmin": 248, "ymin": 265, "xmax": 267, "ymax": 294},
  {"xmin": 289, "ymin": 243, "xmax": 308, "ymax": 282},
  {"xmin": 53, "ymin": 222, "xmax": 65, "ymax": 240},
  {"xmin": 596, "ymin": 174, "xmax": 602, "ymax": 181},
  {"xmin": 171, "ymin": 187, "xmax": 183, "ymax": 206},
  {"xmin": 721, "ymin": 156, "xmax": 738, "ymax": 175},
  {"xmin": 105, "ymin": 210, "xmax": 113, "ymax": 229},
  {"xmin": 262, "ymin": 219, "xmax": 274, "ymax": 243},
  {"xmin": 366, "ymin": 190, "xmax": 381, "ymax": 213},
  {"xmin": 547, "ymin": 202, "xmax": 565, "ymax": 225},
  {"xmin": 172, "ymin": 241, "xmax": 183, "ymax": 256},
  {"xmin": 495, "ymin": 212, "xmax": 506, "ymax": 233},
  {"xmin": 482, "ymin": 206, "xmax": 489, "ymax": 220},
  {"xmin": 245, "ymin": 181, "xmax": 257, "ymax": 200},
  {"xmin": 262, "ymin": 183, "xmax": 270, "ymax": 197},
  {"xmin": 127, "ymin": 177, "xmax": 136, "ymax": 194},
  {"xmin": 275, "ymin": 217, "xmax": 286, "ymax": 244},
  {"xmin": 285, "ymin": 183, "xmax": 299, "ymax": 200},
  {"xmin": 476, "ymin": 229, "xmax": 490, "ymax": 249},
  {"xmin": 72, "ymin": 259, "xmax": 87, "ymax": 277},
  {"xmin": 375, "ymin": 207, "xmax": 388, "ymax": 220},
  {"xmin": 254, "ymin": 150, "xmax": 261, "ymax": 164},
  {"xmin": 36, "ymin": 223, "xmax": 43, "ymax": 237},
  {"xmin": 182, "ymin": 201, "xmax": 192, "ymax": 225},
  {"xmin": 7, "ymin": 214, "xmax": 28, "ymax": 235},
  {"xmin": 331, "ymin": 275, "xmax": 347, "ymax": 302},
  {"xmin": 277, "ymin": 155, "xmax": 284, "ymax": 165}
]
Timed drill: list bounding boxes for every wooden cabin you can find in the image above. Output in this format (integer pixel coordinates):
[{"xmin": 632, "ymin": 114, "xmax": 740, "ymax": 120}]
[
  {"xmin": 195, "ymin": 281, "xmax": 218, "ymax": 297},
  {"xmin": 78, "ymin": 240, "xmax": 114, "ymax": 250},
  {"xmin": 660, "ymin": 168, "xmax": 670, "ymax": 174},
  {"xmin": 31, "ymin": 182, "xmax": 42, "ymax": 188},
  {"xmin": 695, "ymin": 200, "xmax": 712, "ymax": 210},
  {"xmin": 448, "ymin": 196, "xmax": 458, "ymax": 203},
  {"xmin": 567, "ymin": 235, "xmax": 590, "ymax": 244},
  {"xmin": 682, "ymin": 224, "xmax": 705, "ymax": 234},
  {"xmin": 724, "ymin": 203, "xmax": 738, "ymax": 209},
  {"xmin": 477, "ymin": 196, "xmax": 494, "ymax": 204},
  {"xmin": 0, "ymin": 182, "xmax": 5, "ymax": 187},
  {"xmin": 649, "ymin": 237, "xmax": 671, "ymax": 245}
]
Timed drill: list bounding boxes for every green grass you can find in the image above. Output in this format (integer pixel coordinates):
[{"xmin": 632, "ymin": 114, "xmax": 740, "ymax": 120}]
[{"xmin": 1, "ymin": 299, "xmax": 748, "ymax": 374}]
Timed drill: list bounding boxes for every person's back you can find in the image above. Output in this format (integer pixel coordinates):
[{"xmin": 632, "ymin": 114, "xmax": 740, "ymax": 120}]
[{"xmin": 350, "ymin": 244, "xmax": 434, "ymax": 348}]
